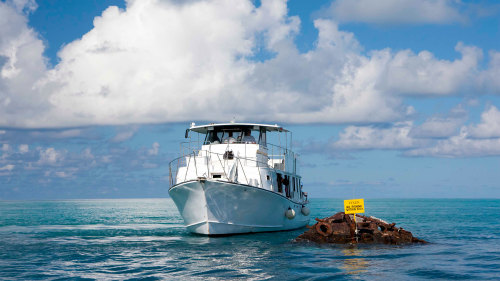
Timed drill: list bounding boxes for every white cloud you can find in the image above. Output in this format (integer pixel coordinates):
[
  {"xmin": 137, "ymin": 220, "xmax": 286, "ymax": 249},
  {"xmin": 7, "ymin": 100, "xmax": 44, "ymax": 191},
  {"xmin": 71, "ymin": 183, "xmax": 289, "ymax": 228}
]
[
  {"xmin": 27, "ymin": 128, "xmax": 103, "ymax": 140},
  {"xmin": 406, "ymin": 128, "xmax": 500, "ymax": 157},
  {"xmin": 148, "ymin": 142, "xmax": 160, "ymax": 156},
  {"xmin": 330, "ymin": 105, "xmax": 500, "ymax": 158},
  {"xmin": 54, "ymin": 171, "xmax": 68, "ymax": 178},
  {"xmin": 110, "ymin": 128, "xmax": 137, "ymax": 142},
  {"xmin": 18, "ymin": 144, "xmax": 29, "ymax": 153},
  {"xmin": 244, "ymin": 19, "xmax": 409, "ymax": 123},
  {"xmin": 34, "ymin": 0, "xmax": 262, "ymax": 126},
  {"xmin": 101, "ymin": 155, "xmax": 112, "ymax": 163},
  {"xmin": 479, "ymin": 51, "xmax": 500, "ymax": 94},
  {"xmin": 54, "ymin": 169, "xmax": 77, "ymax": 178},
  {"xmin": 1, "ymin": 143, "xmax": 10, "ymax": 152},
  {"xmin": 379, "ymin": 43, "xmax": 481, "ymax": 96},
  {"xmin": 0, "ymin": 164, "xmax": 14, "ymax": 176},
  {"xmin": 38, "ymin": 147, "xmax": 65, "ymax": 165},
  {"xmin": 30, "ymin": 129, "xmax": 83, "ymax": 138},
  {"xmin": 0, "ymin": 0, "xmax": 496, "ymax": 128},
  {"xmin": 328, "ymin": 0, "xmax": 464, "ymax": 24},
  {"xmin": 82, "ymin": 147, "xmax": 94, "ymax": 159},
  {"xmin": 333, "ymin": 122, "xmax": 422, "ymax": 150},
  {"xmin": 0, "ymin": 0, "xmax": 49, "ymax": 127},
  {"xmin": 410, "ymin": 118, "xmax": 463, "ymax": 139},
  {"xmin": 10, "ymin": 0, "xmax": 37, "ymax": 13},
  {"xmin": 468, "ymin": 105, "xmax": 500, "ymax": 138},
  {"xmin": 0, "ymin": 164, "xmax": 14, "ymax": 171},
  {"xmin": 410, "ymin": 105, "xmax": 467, "ymax": 138}
]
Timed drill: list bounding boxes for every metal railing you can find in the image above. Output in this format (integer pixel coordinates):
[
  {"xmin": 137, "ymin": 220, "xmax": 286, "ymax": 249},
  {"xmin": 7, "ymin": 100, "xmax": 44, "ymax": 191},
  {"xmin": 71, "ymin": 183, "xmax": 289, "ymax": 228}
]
[
  {"xmin": 179, "ymin": 141, "xmax": 295, "ymax": 169},
  {"xmin": 168, "ymin": 150, "xmax": 308, "ymax": 203},
  {"xmin": 168, "ymin": 150, "xmax": 272, "ymax": 187}
]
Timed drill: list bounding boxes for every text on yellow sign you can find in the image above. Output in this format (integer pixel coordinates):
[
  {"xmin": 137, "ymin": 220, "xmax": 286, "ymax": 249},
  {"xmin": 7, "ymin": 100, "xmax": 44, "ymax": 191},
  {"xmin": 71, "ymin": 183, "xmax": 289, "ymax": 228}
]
[{"xmin": 344, "ymin": 199, "xmax": 365, "ymax": 214}]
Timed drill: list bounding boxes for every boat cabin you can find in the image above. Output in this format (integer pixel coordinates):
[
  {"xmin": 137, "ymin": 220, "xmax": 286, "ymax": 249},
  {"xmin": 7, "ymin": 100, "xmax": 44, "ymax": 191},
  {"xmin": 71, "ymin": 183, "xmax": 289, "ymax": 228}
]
[
  {"xmin": 188, "ymin": 123, "xmax": 278, "ymax": 145},
  {"xmin": 171, "ymin": 122, "xmax": 306, "ymax": 202}
]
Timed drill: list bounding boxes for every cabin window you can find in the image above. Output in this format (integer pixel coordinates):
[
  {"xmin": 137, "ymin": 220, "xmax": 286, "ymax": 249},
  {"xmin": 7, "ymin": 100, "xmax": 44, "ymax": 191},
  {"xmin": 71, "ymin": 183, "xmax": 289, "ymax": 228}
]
[
  {"xmin": 221, "ymin": 130, "xmax": 241, "ymax": 144},
  {"xmin": 284, "ymin": 175, "xmax": 290, "ymax": 198},
  {"xmin": 240, "ymin": 128, "xmax": 257, "ymax": 144},
  {"xmin": 299, "ymin": 179, "xmax": 303, "ymax": 198},
  {"xmin": 266, "ymin": 175, "xmax": 270, "ymax": 181},
  {"xmin": 205, "ymin": 130, "xmax": 224, "ymax": 144},
  {"xmin": 258, "ymin": 128, "xmax": 267, "ymax": 146},
  {"xmin": 203, "ymin": 126, "xmax": 269, "ymax": 145},
  {"xmin": 277, "ymin": 173, "xmax": 283, "ymax": 193},
  {"xmin": 211, "ymin": 173, "xmax": 223, "ymax": 179}
]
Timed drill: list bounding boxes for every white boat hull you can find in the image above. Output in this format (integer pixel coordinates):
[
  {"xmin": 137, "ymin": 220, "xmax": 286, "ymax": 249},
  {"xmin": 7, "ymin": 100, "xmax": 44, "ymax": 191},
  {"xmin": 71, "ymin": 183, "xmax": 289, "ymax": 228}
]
[{"xmin": 169, "ymin": 180, "xmax": 310, "ymax": 235}]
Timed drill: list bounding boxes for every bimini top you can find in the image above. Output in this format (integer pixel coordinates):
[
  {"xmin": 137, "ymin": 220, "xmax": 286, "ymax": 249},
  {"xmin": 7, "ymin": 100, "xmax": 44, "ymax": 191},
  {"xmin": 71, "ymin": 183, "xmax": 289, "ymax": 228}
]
[{"xmin": 189, "ymin": 122, "xmax": 288, "ymax": 134}]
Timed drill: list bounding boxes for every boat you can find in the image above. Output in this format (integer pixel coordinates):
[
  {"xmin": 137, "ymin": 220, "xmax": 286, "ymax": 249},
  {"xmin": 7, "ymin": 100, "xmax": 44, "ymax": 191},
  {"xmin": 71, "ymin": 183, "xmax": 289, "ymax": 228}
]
[{"xmin": 168, "ymin": 122, "xmax": 310, "ymax": 235}]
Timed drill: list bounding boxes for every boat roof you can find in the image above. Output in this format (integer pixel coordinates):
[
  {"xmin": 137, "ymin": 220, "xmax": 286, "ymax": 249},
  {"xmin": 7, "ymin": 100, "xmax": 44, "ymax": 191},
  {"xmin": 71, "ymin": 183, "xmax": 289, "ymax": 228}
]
[{"xmin": 189, "ymin": 123, "xmax": 289, "ymax": 134}]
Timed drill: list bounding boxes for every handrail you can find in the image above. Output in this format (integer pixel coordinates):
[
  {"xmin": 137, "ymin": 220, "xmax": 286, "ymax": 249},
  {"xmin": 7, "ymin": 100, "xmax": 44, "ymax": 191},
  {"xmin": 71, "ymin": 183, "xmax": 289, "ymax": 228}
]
[
  {"xmin": 168, "ymin": 150, "xmax": 300, "ymax": 188},
  {"xmin": 169, "ymin": 150, "xmax": 266, "ymax": 173},
  {"xmin": 183, "ymin": 152, "xmax": 191, "ymax": 183},
  {"xmin": 178, "ymin": 141, "xmax": 298, "ymax": 176},
  {"xmin": 215, "ymin": 153, "xmax": 229, "ymax": 180},
  {"xmin": 168, "ymin": 149, "xmax": 307, "ymax": 203},
  {"xmin": 192, "ymin": 151, "xmax": 198, "ymax": 179},
  {"xmin": 237, "ymin": 157, "xmax": 249, "ymax": 185},
  {"xmin": 179, "ymin": 142, "xmax": 297, "ymax": 157}
]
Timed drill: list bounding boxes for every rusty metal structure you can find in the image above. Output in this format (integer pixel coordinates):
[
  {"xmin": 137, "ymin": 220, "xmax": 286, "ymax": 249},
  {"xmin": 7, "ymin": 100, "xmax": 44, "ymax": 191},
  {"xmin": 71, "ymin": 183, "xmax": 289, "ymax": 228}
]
[{"xmin": 296, "ymin": 212, "xmax": 427, "ymax": 245}]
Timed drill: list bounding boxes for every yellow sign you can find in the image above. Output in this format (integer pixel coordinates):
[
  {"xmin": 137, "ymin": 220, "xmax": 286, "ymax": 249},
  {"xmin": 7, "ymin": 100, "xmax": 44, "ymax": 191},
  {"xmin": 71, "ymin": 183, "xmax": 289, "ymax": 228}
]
[{"xmin": 344, "ymin": 199, "xmax": 365, "ymax": 214}]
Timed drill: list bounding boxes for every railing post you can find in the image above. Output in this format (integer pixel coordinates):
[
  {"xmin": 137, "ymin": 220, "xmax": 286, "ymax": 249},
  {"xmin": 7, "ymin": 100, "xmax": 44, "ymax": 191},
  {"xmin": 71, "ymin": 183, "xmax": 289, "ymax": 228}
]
[
  {"xmin": 216, "ymin": 153, "xmax": 228, "ymax": 180},
  {"xmin": 237, "ymin": 158, "xmax": 249, "ymax": 185},
  {"xmin": 257, "ymin": 165, "xmax": 262, "ymax": 188},
  {"xmin": 193, "ymin": 152, "xmax": 198, "ymax": 178},
  {"xmin": 184, "ymin": 154, "xmax": 191, "ymax": 182},
  {"xmin": 207, "ymin": 150, "xmax": 210, "ymax": 177}
]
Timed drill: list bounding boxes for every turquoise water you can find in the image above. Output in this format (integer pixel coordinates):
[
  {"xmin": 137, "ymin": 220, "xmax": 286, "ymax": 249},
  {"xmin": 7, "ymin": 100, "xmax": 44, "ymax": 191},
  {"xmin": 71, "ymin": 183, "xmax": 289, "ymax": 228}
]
[{"xmin": 0, "ymin": 199, "xmax": 499, "ymax": 280}]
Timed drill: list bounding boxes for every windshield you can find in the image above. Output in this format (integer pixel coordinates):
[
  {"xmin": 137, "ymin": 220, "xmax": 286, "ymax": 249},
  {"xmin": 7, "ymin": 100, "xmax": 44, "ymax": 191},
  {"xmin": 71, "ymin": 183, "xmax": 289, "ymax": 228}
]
[{"xmin": 203, "ymin": 126, "xmax": 266, "ymax": 146}]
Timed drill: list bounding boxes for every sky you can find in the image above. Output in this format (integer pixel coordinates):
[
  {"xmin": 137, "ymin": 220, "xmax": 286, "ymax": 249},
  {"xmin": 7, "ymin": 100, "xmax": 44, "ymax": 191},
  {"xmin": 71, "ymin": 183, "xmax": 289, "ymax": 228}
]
[{"xmin": 0, "ymin": 0, "xmax": 500, "ymax": 200}]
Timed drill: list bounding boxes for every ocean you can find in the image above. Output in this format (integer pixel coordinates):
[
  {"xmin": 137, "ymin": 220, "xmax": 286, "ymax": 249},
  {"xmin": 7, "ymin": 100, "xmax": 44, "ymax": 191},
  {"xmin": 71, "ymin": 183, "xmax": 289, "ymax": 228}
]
[{"xmin": 0, "ymin": 198, "xmax": 499, "ymax": 280}]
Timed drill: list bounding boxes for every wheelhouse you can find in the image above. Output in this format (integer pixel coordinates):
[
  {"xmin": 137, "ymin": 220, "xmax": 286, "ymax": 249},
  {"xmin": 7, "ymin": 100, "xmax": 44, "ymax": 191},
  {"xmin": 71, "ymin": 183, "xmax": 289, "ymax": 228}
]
[
  {"xmin": 169, "ymin": 122, "xmax": 306, "ymax": 203},
  {"xmin": 187, "ymin": 123, "xmax": 289, "ymax": 147}
]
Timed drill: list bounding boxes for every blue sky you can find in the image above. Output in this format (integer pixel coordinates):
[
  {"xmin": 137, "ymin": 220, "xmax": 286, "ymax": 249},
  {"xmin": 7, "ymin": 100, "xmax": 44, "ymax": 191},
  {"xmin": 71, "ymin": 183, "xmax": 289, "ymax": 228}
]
[{"xmin": 1, "ymin": 0, "xmax": 500, "ymax": 199}]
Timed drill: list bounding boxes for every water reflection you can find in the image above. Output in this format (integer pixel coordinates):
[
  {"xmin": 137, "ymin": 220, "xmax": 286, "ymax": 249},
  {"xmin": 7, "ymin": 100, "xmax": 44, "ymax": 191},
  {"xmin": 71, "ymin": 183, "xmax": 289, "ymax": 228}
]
[{"xmin": 340, "ymin": 248, "xmax": 369, "ymax": 276}]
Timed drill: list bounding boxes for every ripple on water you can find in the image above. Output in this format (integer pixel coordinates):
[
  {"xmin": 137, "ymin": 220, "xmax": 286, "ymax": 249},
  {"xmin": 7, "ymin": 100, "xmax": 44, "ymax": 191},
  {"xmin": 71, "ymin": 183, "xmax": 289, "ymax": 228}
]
[
  {"xmin": 1, "ymin": 199, "xmax": 499, "ymax": 280},
  {"xmin": 407, "ymin": 268, "xmax": 478, "ymax": 280}
]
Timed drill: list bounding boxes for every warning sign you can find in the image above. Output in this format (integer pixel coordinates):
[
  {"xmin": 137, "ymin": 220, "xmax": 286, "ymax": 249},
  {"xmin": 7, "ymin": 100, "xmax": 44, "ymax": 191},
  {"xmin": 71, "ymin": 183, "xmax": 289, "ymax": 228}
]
[{"xmin": 344, "ymin": 199, "xmax": 365, "ymax": 214}]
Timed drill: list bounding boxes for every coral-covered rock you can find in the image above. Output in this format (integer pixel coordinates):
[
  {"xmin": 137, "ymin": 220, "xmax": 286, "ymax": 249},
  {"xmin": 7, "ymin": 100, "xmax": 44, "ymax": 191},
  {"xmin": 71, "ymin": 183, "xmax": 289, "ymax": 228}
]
[{"xmin": 296, "ymin": 212, "xmax": 427, "ymax": 245}]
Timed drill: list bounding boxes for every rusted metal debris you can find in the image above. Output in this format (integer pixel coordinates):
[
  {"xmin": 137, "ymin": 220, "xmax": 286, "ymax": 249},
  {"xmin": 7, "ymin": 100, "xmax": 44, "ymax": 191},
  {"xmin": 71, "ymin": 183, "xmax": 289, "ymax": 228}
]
[{"xmin": 296, "ymin": 212, "xmax": 427, "ymax": 245}]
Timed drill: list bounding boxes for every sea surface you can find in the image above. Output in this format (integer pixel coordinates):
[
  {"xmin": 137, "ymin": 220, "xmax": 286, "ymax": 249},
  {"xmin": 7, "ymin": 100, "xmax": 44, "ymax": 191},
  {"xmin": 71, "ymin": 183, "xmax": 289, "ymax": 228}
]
[{"xmin": 0, "ymin": 199, "xmax": 499, "ymax": 280}]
